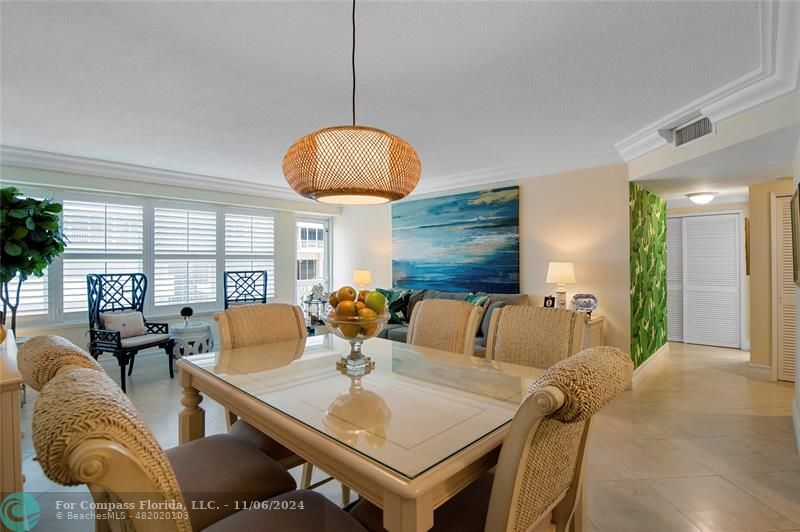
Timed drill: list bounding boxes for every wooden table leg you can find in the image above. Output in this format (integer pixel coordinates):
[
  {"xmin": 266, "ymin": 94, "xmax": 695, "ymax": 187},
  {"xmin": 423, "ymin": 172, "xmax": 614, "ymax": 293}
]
[
  {"xmin": 383, "ymin": 491, "xmax": 433, "ymax": 532},
  {"xmin": 178, "ymin": 370, "xmax": 205, "ymax": 444}
]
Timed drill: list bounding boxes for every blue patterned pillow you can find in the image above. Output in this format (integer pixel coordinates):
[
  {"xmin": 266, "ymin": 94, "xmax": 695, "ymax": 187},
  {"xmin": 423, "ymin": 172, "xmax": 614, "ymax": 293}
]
[
  {"xmin": 465, "ymin": 293, "xmax": 490, "ymax": 306},
  {"xmin": 376, "ymin": 288, "xmax": 411, "ymax": 324}
]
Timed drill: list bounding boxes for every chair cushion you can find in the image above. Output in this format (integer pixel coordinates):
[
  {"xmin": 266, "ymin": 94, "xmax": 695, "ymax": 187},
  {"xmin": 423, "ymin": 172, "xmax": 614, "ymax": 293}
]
[
  {"xmin": 100, "ymin": 310, "xmax": 147, "ymax": 338},
  {"xmin": 424, "ymin": 290, "xmax": 470, "ymax": 302},
  {"xmin": 484, "ymin": 293, "xmax": 529, "ymax": 307},
  {"xmin": 120, "ymin": 333, "xmax": 171, "ymax": 348},
  {"xmin": 386, "ymin": 326, "xmax": 409, "ymax": 343},
  {"xmin": 479, "ymin": 301, "xmax": 506, "ymax": 338},
  {"xmin": 206, "ymin": 490, "xmax": 367, "ymax": 532},
  {"xmin": 229, "ymin": 419, "xmax": 297, "ymax": 461},
  {"xmin": 377, "ymin": 323, "xmax": 404, "ymax": 339},
  {"xmin": 166, "ymin": 433, "xmax": 296, "ymax": 531},
  {"xmin": 349, "ymin": 472, "xmax": 494, "ymax": 532}
]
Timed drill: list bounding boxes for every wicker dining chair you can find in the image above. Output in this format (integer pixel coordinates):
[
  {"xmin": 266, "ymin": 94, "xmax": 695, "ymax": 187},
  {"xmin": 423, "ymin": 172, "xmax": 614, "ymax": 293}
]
[
  {"xmin": 485, "ymin": 306, "xmax": 585, "ymax": 368},
  {"xmin": 406, "ymin": 299, "xmax": 484, "ymax": 356},
  {"xmin": 17, "ymin": 335, "xmax": 299, "ymax": 532},
  {"xmin": 214, "ymin": 304, "xmax": 352, "ymax": 502},
  {"xmin": 349, "ymin": 346, "xmax": 634, "ymax": 532}
]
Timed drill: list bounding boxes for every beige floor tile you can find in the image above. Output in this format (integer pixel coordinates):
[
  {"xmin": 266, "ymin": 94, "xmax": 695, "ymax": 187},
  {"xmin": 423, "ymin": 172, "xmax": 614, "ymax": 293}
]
[
  {"xmin": 648, "ymin": 476, "xmax": 799, "ymax": 531},
  {"xmin": 726, "ymin": 472, "xmax": 800, "ymax": 524},
  {"xmin": 670, "ymin": 436, "xmax": 787, "ymax": 475},
  {"xmin": 606, "ymin": 438, "xmax": 715, "ymax": 479},
  {"xmin": 585, "ymin": 441, "xmax": 638, "ymax": 481},
  {"xmin": 587, "ymin": 480, "xmax": 701, "ymax": 532},
  {"xmin": 733, "ymin": 433, "xmax": 800, "ymax": 471}
]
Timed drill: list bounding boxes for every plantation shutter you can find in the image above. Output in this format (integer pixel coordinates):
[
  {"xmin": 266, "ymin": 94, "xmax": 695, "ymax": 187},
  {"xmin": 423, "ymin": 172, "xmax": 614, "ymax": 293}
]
[
  {"xmin": 61, "ymin": 200, "xmax": 144, "ymax": 313},
  {"xmin": 776, "ymin": 195, "xmax": 796, "ymax": 382},
  {"xmin": 666, "ymin": 218, "xmax": 683, "ymax": 342},
  {"xmin": 224, "ymin": 213, "xmax": 276, "ymax": 298},
  {"xmin": 682, "ymin": 214, "xmax": 740, "ymax": 348},
  {"xmin": 153, "ymin": 207, "xmax": 217, "ymax": 306}
]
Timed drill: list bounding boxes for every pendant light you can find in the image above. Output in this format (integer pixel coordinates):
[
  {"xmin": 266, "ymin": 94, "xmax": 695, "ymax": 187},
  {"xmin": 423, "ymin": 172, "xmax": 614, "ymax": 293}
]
[{"xmin": 282, "ymin": 0, "xmax": 421, "ymax": 204}]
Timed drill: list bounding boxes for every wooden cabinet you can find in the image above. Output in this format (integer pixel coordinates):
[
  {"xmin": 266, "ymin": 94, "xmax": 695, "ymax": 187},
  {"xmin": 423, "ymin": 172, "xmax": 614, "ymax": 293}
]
[{"xmin": 1, "ymin": 331, "xmax": 23, "ymax": 499}]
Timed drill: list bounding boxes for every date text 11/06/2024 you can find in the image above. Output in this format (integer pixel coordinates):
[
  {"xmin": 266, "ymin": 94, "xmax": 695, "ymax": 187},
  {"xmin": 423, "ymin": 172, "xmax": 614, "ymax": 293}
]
[{"xmin": 54, "ymin": 499, "xmax": 306, "ymax": 512}]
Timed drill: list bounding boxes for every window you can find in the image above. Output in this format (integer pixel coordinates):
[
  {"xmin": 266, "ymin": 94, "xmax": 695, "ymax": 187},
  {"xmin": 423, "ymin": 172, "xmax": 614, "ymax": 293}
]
[
  {"xmin": 299, "ymin": 227, "xmax": 324, "ymax": 248},
  {"xmin": 224, "ymin": 213, "xmax": 276, "ymax": 298},
  {"xmin": 297, "ymin": 259, "xmax": 317, "ymax": 281},
  {"xmin": 61, "ymin": 200, "xmax": 144, "ymax": 313},
  {"xmin": 6, "ymin": 272, "xmax": 48, "ymax": 317},
  {"xmin": 295, "ymin": 220, "xmax": 329, "ymax": 305},
  {"xmin": 153, "ymin": 207, "xmax": 217, "ymax": 306}
]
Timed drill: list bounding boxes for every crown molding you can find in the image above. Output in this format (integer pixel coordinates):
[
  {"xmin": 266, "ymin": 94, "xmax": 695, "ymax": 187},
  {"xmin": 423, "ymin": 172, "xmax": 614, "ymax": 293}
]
[
  {"xmin": 0, "ymin": 145, "xmax": 307, "ymax": 202},
  {"xmin": 615, "ymin": 0, "xmax": 799, "ymax": 162}
]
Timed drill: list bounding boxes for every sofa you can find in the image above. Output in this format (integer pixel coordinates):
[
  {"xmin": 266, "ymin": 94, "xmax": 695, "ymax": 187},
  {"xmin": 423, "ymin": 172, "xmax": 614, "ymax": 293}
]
[{"xmin": 376, "ymin": 289, "xmax": 530, "ymax": 356}]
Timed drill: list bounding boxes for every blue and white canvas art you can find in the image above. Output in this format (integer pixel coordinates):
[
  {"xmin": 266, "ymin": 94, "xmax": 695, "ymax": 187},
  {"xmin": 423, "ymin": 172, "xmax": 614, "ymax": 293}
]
[{"xmin": 392, "ymin": 186, "xmax": 520, "ymax": 293}]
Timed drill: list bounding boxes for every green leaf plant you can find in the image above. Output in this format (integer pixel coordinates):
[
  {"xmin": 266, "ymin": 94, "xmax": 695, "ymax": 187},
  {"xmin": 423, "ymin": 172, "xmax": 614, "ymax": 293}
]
[{"xmin": 0, "ymin": 187, "xmax": 67, "ymax": 333}]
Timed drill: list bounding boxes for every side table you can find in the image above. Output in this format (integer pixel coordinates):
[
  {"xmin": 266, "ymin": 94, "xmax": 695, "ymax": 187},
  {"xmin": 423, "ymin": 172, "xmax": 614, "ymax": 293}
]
[
  {"xmin": 583, "ymin": 314, "xmax": 605, "ymax": 348},
  {"xmin": 172, "ymin": 321, "xmax": 214, "ymax": 357}
]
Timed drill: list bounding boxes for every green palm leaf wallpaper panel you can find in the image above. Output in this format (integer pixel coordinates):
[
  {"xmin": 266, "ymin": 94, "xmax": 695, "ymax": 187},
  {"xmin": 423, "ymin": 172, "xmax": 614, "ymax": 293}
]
[{"xmin": 629, "ymin": 183, "xmax": 667, "ymax": 367}]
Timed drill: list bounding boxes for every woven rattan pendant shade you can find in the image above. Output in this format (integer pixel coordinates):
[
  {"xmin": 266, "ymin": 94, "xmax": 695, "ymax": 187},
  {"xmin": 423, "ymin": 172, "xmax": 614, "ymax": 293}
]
[{"xmin": 283, "ymin": 125, "xmax": 420, "ymax": 204}]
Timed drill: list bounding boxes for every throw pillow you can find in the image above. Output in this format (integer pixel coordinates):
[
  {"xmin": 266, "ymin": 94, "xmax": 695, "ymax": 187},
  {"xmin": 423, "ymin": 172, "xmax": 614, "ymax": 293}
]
[
  {"xmin": 376, "ymin": 288, "xmax": 411, "ymax": 324},
  {"xmin": 100, "ymin": 310, "xmax": 147, "ymax": 339},
  {"xmin": 465, "ymin": 293, "xmax": 490, "ymax": 306},
  {"xmin": 479, "ymin": 301, "xmax": 506, "ymax": 338}
]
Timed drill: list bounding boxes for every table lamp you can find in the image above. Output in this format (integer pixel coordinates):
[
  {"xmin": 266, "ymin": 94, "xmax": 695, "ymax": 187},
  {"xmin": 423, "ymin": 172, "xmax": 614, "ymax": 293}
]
[
  {"xmin": 546, "ymin": 262, "xmax": 576, "ymax": 309},
  {"xmin": 353, "ymin": 270, "xmax": 372, "ymax": 291}
]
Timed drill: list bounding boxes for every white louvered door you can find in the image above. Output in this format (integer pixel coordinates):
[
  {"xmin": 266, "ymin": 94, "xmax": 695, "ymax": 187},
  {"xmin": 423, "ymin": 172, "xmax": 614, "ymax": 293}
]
[
  {"xmin": 775, "ymin": 196, "xmax": 796, "ymax": 382},
  {"xmin": 682, "ymin": 214, "xmax": 741, "ymax": 348},
  {"xmin": 666, "ymin": 218, "xmax": 684, "ymax": 342}
]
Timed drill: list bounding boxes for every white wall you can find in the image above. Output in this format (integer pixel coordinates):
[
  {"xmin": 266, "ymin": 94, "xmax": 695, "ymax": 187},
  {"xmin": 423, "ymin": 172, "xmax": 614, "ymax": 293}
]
[
  {"xmin": 331, "ymin": 205, "xmax": 393, "ymax": 290},
  {"xmin": 332, "ymin": 165, "xmax": 632, "ymax": 351}
]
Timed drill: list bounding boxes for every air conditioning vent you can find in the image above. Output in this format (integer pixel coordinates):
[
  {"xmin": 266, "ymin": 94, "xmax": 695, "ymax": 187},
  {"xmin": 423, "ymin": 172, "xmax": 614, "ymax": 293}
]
[{"xmin": 674, "ymin": 117, "xmax": 713, "ymax": 147}]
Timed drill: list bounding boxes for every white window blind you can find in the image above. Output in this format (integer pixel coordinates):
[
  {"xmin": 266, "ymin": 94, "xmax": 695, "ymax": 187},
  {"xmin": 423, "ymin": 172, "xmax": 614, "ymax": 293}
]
[
  {"xmin": 62, "ymin": 200, "xmax": 144, "ymax": 313},
  {"xmin": 7, "ymin": 272, "xmax": 48, "ymax": 317},
  {"xmin": 224, "ymin": 213, "xmax": 276, "ymax": 297},
  {"xmin": 154, "ymin": 207, "xmax": 217, "ymax": 306}
]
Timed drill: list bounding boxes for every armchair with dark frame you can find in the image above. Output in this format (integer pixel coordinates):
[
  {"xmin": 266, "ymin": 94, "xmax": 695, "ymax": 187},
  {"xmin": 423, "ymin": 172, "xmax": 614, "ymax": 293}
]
[
  {"xmin": 224, "ymin": 270, "xmax": 268, "ymax": 309},
  {"xmin": 87, "ymin": 273, "xmax": 175, "ymax": 393}
]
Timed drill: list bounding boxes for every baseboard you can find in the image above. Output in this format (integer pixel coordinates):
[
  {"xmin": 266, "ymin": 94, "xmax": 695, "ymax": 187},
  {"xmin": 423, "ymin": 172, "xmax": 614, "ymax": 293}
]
[
  {"xmin": 629, "ymin": 343, "xmax": 669, "ymax": 390},
  {"xmin": 746, "ymin": 363, "xmax": 774, "ymax": 381},
  {"xmin": 793, "ymin": 399, "xmax": 800, "ymax": 457}
]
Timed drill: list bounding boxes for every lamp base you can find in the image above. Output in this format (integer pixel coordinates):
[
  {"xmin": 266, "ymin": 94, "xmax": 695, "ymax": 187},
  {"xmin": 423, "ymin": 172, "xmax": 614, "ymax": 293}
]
[{"xmin": 555, "ymin": 289, "xmax": 567, "ymax": 309}]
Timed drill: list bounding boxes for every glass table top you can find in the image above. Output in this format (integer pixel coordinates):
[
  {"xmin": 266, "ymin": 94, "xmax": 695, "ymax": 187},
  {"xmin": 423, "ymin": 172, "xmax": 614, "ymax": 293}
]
[{"xmin": 182, "ymin": 335, "xmax": 543, "ymax": 479}]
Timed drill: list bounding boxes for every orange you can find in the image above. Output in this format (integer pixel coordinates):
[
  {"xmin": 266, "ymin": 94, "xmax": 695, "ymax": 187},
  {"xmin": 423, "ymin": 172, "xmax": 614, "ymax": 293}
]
[
  {"xmin": 357, "ymin": 290, "xmax": 370, "ymax": 302},
  {"xmin": 337, "ymin": 286, "xmax": 357, "ymax": 302},
  {"xmin": 336, "ymin": 300, "xmax": 358, "ymax": 318}
]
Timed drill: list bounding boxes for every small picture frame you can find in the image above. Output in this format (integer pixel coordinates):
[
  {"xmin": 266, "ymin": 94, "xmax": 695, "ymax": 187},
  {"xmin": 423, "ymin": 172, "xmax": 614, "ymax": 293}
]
[{"xmin": 543, "ymin": 296, "xmax": 556, "ymax": 308}]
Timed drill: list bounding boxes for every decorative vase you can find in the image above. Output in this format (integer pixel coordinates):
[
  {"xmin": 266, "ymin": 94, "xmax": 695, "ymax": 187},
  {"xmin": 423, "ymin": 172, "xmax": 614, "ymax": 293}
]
[{"xmin": 322, "ymin": 313, "xmax": 389, "ymax": 374}]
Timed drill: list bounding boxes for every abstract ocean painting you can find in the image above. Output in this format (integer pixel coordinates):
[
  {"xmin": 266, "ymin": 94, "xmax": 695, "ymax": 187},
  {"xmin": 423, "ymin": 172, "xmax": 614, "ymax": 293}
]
[{"xmin": 392, "ymin": 186, "xmax": 520, "ymax": 293}]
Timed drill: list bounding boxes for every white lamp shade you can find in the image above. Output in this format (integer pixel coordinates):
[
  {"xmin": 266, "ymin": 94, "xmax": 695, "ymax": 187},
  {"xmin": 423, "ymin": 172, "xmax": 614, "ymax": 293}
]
[
  {"xmin": 353, "ymin": 270, "xmax": 372, "ymax": 286},
  {"xmin": 546, "ymin": 262, "xmax": 576, "ymax": 285}
]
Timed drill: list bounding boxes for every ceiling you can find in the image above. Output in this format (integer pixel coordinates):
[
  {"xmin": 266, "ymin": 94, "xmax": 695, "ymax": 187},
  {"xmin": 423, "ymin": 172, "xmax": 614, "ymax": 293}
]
[
  {"xmin": 634, "ymin": 123, "xmax": 800, "ymax": 207},
  {"xmin": 0, "ymin": 1, "xmax": 765, "ymax": 196}
]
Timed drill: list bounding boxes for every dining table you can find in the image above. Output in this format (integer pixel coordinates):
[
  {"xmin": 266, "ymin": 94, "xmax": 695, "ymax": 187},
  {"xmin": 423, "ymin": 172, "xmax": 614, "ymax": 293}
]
[{"xmin": 176, "ymin": 334, "xmax": 544, "ymax": 532}]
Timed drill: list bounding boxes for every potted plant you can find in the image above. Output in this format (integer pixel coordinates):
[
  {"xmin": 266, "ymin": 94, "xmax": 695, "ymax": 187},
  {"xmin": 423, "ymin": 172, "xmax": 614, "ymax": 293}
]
[
  {"xmin": 180, "ymin": 306, "xmax": 194, "ymax": 326},
  {"xmin": 0, "ymin": 187, "xmax": 66, "ymax": 333}
]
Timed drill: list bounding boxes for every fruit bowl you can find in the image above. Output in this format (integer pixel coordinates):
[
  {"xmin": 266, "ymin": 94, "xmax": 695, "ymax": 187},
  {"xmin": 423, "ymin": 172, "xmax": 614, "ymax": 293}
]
[{"xmin": 322, "ymin": 312, "xmax": 389, "ymax": 373}]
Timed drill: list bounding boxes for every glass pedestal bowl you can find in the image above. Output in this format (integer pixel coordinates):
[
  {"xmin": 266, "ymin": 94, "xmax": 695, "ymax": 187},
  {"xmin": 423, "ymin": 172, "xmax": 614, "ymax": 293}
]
[{"xmin": 322, "ymin": 312, "xmax": 389, "ymax": 375}]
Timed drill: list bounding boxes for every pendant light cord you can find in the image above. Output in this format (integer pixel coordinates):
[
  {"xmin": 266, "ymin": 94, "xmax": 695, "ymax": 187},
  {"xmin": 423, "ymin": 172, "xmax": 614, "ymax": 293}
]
[{"xmin": 352, "ymin": 0, "xmax": 356, "ymax": 126}]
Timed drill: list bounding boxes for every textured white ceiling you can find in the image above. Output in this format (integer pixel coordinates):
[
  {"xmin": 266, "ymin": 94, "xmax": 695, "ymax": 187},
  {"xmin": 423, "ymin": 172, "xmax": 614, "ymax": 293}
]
[{"xmin": 0, "ymin": 1, "xmax": 762, "ymax": 194}]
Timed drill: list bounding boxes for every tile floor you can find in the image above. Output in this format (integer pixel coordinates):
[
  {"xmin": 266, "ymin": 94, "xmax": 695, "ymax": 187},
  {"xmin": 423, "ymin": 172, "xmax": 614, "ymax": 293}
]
[{"xmin": 20, "ymin": 342, "xmax": 800, "ymax": 531}]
